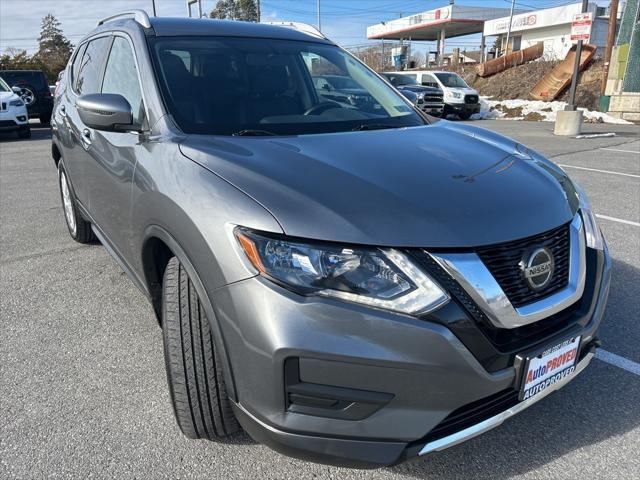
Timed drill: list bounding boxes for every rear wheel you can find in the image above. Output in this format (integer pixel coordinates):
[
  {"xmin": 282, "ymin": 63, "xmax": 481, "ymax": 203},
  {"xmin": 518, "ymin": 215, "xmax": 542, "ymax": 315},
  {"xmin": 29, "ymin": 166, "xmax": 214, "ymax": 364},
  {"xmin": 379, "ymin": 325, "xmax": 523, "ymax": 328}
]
[
  {"xmin": 58, "ymin": 164, "xmax": 95, "ymax": 243},
  {"xmin": 162, "ymin": 257, "xmax": 240, "ymax": 439},
  {"xmin": 459, "ymin": 111, "xmax": 473, "ymax": 120}
]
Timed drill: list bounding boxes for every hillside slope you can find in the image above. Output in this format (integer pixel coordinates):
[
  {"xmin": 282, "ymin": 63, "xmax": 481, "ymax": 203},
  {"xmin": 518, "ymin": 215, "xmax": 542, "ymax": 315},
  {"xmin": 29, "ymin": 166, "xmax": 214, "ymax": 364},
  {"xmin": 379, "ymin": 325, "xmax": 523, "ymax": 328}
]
[{"xmin": 452, "ymin": 59, "xmax": 604, "ymax": 111}]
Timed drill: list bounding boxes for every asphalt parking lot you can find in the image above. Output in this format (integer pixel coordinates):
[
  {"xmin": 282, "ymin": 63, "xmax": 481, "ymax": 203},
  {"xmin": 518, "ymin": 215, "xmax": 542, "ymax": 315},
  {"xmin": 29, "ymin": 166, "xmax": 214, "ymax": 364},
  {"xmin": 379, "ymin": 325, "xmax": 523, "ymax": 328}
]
[{"xmin": 1, "ymin": 119, "xmax": 639, "ymax": 479}]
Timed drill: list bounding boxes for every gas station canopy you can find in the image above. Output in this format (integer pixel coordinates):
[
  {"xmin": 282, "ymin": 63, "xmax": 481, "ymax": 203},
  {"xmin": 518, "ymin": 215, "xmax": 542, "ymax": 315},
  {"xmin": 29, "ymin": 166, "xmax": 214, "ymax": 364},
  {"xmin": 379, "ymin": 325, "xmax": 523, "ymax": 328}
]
[{"xmin": 367, "ymin": 4, "xmax": 516, "ymax": 41}]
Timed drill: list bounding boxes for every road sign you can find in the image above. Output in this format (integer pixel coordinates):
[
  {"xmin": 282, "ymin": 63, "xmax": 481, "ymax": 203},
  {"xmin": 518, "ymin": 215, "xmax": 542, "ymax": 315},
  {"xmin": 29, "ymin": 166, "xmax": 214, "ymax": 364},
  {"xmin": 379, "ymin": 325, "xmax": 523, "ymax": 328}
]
[{"xmin": 571, "ymin": 12, "xmax": 593, "ymax": 42}]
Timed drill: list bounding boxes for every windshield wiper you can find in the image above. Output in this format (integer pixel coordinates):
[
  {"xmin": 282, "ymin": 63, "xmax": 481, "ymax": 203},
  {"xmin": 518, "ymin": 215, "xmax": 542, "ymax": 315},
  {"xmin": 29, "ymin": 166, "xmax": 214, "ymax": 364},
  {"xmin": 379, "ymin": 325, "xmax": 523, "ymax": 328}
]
[
  {"xmin": 232, "ymin": 129, "xmax": 277, "ymax": 136},
  {"xmin": 351, "ymin": 124, "xmax": 399, "ymax": 131}
]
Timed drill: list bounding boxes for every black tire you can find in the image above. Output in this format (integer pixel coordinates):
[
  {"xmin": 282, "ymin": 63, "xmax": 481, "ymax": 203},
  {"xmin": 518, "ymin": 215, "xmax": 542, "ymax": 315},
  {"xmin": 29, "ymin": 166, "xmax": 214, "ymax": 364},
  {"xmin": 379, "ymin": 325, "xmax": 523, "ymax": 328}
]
[
  {"xmin": 162, "ymin": 257, "xmax": 240, "ymax": 439},
  {"xmin": 14, "ymin": 84, "xmax": 37, "ymax": 107},
  {"xmin": 17, "ymin": 128, "xmax": 31, "ymax": 139},
  {"xmin": 459, "ymin": 111, "xmax": 473, "ymax": 120},
  {"xmin": 58, "ymin": 164, "xmax": 95, "ymax": 243}
]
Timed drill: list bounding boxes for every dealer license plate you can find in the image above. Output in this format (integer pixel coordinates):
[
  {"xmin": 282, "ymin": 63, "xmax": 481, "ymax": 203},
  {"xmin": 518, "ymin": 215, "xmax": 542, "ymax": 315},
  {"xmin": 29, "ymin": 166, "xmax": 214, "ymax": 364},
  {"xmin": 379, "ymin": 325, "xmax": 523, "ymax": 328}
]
[{"xmin": 520, "ymin": 336, "xmax": 581, "ymax": 401}]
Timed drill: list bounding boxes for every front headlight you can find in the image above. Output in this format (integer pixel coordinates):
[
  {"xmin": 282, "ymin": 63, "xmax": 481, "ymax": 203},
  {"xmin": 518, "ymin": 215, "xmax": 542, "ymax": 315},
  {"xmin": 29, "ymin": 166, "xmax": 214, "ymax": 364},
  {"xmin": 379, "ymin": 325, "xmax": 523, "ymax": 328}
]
[
  {"xmin": 574, "ymin": 181, "xmax": 604, "ymax": 250},
  {"xmin": 446, "ymin": 91, "xmax": 462, "ymax": 99},
  {"xmin": 9, "ymin": 99, "xmax": 24, "ymax": 107},
  {"xmin": 235, "ymin": 228, "xmax": 449, "ymax": 315}
]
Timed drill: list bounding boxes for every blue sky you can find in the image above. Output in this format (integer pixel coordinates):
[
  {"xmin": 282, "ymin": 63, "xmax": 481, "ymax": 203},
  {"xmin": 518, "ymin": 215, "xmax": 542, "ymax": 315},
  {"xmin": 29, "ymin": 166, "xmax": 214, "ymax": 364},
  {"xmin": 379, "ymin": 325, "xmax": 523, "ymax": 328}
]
[{"xmin": 0, "ymin": 0, "xmax": 608, "ymax": 56}]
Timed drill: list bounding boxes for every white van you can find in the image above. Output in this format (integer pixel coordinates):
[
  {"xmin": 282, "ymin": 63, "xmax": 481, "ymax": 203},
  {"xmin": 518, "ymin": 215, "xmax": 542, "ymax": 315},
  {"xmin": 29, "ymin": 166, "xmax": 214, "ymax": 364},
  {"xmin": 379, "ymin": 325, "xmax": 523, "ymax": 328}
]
[{"xmin": 395, "ymin": 70, "xmax": 480, "ymax": 119}]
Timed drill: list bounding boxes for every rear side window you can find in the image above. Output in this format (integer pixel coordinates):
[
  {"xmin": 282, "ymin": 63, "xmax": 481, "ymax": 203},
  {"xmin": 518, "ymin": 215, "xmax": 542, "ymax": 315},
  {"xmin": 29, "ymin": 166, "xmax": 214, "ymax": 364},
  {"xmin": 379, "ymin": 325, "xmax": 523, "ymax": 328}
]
[
  {"xmin": 422, "ymin": 74, "xmax": 439, "ymax": 88},
  {"xmin": 101, "ymin": 37, "xmax": 144, "ymax": 124},
  {"xmin": 70, "ymin": 43, "xmax": 87, "ymax": 91},
  {"xmin": 75, "ymin": 36, "xmax": 111, "ymax": 95}
]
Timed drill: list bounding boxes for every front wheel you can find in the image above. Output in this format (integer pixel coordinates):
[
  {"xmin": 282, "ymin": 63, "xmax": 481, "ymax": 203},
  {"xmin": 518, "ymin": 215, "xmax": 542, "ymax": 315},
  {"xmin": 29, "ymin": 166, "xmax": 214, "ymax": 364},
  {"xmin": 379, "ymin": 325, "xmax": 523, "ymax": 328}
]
[
  {"xmin": 458, "ymin": 111, "xmax": 473, "ymax": 120},
  {"xmin": 162, "ymin": 257, "xmax": 240, "ymax": 440}
]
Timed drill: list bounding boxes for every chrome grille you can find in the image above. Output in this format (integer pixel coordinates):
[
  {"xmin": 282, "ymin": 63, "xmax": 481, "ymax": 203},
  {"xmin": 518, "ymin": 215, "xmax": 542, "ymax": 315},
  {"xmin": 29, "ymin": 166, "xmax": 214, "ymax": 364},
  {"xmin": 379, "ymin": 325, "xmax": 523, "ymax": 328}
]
[
  {"xmin": 423, "ymin": 94, "xmax": 443, "ymax": 103},
  {"xmin": 476, "ymin": 223, "xmax": 570, "ymax": 308}
]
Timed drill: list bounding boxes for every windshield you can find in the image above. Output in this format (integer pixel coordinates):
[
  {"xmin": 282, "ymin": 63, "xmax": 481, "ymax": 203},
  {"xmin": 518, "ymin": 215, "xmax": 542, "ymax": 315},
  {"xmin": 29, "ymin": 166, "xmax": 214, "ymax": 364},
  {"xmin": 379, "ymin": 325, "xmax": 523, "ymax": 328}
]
[
  {"xmin": 148, "ymin": 36, "xmax": 425, "ymax": 136},
  {"xmin": 434, "ymin": 72, "xmax": 468, "ymax": 88},
  {"xmin": 0, "ymin": 77, "xmax": 9, "ymax": 92},
  {"xmin": 318, "ymin": 75, "xmax": 360, "ymax": 90},
  {"xmin": 383, "ymin": 74, "xmax": 418, "ymax": 87}
]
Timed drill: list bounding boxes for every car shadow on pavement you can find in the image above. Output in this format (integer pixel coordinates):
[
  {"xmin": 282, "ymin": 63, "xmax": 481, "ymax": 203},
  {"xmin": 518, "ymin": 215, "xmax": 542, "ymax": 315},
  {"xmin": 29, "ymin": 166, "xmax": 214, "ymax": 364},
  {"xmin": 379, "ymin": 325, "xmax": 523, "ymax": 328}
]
[
  {"xmin": 388, "ymin": 257, "xmax": 640, "ymax": 480},
  {"xmin": 0, "ymin": 123, "xmax": 51, "ymax": 142}
]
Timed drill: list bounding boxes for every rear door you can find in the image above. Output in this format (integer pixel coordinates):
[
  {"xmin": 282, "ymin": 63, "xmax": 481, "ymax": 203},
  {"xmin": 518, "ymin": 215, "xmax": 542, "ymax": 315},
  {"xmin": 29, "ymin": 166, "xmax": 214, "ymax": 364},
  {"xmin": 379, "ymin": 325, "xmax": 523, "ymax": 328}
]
[
  {"xmin": 60, "ymin": 35, "xmax": 111, "ymax": 207},
  {"xmin": 83, "ymin": 34, "xmax": 147, "ymax": 260}
]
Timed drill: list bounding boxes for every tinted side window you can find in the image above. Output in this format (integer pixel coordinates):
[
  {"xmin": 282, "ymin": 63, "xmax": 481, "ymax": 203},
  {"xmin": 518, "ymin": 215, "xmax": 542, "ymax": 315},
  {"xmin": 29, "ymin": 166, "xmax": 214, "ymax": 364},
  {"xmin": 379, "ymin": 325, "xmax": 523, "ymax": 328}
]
[
  {"xmin": 101, "ymin": 37, "xmax": 144, "ymax": 124},
  {"xmin": 75, "ymin": 36, "xmax": 111, "ymax": 95},
  {"xmin": 70, "ymin": 43, "xmax": 87, "ymax": 90},
  {"xmin": 422, "ymin": 74, "xmax": 438, "ymax": 88},
  {"xmin": 0, "ymin": 72, "xmax": 46, "ymax": 89}
]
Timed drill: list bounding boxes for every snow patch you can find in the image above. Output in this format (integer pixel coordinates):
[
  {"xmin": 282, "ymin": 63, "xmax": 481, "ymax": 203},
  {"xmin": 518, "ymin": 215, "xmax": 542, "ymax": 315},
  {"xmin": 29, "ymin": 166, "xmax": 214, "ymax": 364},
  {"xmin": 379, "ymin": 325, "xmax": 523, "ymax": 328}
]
[{"xmin": 471, "ymin": 97, "xmax": 632, "ymax": 125}]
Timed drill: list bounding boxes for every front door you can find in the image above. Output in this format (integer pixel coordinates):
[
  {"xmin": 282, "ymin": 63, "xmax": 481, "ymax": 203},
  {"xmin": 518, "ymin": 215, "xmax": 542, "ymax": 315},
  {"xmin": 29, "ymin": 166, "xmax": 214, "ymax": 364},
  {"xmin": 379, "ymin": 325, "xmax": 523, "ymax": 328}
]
[{"xmin": 83, "ymin": 35, "xmax": 147, "ymax": 262}]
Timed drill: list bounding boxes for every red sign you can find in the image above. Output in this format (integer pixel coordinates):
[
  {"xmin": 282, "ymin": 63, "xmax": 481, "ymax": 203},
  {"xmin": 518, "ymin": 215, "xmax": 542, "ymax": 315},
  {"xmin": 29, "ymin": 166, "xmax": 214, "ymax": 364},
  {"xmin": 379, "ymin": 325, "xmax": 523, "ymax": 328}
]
[{"xmin": 571, "ymin": 12, "xmax": 593, "ymax": 42}]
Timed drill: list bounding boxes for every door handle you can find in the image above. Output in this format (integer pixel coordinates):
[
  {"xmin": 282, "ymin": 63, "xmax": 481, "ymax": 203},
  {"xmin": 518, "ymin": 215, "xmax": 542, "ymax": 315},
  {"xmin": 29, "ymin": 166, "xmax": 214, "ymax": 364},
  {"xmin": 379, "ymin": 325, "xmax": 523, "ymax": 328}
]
[
  {"xmin": 60, "ymin": 104, "xmax": 66, "ymax": 114},
  {"xmin": 81, "ymin": 128, "xmax": 92, "ymax": 147}
]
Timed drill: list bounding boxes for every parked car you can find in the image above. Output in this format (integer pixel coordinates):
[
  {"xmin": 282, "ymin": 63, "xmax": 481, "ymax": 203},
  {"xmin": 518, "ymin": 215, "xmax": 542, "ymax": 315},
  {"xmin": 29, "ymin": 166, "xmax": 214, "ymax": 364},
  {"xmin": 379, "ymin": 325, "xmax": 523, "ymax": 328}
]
[
  {"xmin": 52, "ymin": 11, "xmax": 609, "ymax": 469},
  {"xmin": 395, "ymin": 70, "xmax": 480, "ymax": 119},
  {"xmin": 381, "ymin": 72, "xmax": 444, "ymax": 116},
  {"xmin": 0, "ymin": 76, "xmax": 30, "ymax": 138},
  {"xmin": 0, "ymin": 69, "xmax": 53, "ymax": 124},
  {"xmin": 313, "ymin": 75, "xmax": 382, "ymax": 113}
]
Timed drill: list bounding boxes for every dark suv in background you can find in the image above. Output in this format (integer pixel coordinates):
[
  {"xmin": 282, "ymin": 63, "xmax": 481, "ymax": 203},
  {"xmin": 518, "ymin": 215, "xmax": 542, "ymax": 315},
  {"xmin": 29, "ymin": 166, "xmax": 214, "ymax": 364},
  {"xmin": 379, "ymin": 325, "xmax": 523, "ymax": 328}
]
[
  {"xmin": 0, "ymin": 70, "xmax": 53, "ymax": 124},
  {"xmin": 51, "ymin": 11, "xmax": 610, "ymax": 469}
]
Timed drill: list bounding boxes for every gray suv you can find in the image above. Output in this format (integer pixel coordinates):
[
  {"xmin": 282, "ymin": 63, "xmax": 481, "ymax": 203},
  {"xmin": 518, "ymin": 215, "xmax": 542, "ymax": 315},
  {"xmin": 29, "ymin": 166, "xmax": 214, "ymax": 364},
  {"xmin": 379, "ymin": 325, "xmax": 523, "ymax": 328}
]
[{"xmin": 51, "ymin": 11, "xmax": 611, "ymax": 468}]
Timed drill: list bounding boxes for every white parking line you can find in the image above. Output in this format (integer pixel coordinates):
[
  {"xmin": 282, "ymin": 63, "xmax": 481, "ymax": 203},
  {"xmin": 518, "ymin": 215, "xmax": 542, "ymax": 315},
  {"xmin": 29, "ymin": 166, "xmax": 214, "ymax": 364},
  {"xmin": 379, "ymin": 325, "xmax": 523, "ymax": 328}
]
[
  {"xmin": 595, "ymin": 214, "xmax": 640, "ymax": 227},
  {"xmin": 596, "ymin": 349, "xmax": 640, "ymax": 376},
  {"xmin": 559, "ymin": 164, "xmax": 640, "ymax": 178},
  {"xmin": 600, "ymin": 148, "xmax": 639, "ymax": 154}
]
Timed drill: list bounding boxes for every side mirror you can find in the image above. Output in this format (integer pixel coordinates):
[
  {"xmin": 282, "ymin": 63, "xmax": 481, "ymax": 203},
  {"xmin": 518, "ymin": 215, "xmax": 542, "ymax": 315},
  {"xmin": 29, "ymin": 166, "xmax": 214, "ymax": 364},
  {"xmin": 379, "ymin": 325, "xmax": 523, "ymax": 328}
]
[
  {"xmin": 322, "ymin": 84, "xmax": 331, "ymax": 91},
  {"xmin": 11, "ymin": 86, "xmax": 22, "ymax": 94},
  {"xmin": 76, "ymin": 93, "xmax": 139, "ymax": 132}
]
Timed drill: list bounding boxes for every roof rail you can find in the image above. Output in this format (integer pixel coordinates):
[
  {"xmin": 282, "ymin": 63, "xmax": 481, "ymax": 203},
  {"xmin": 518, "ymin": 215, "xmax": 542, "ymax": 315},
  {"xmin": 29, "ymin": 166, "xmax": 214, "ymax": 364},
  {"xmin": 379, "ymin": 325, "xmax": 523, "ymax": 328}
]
[
  {"xmin": 97, "ymin": 10, "xmax": 151, "ymax": 29},
  {"xmin": 262, "ymin": 21, "xmax": 327, "ymax": 40}
]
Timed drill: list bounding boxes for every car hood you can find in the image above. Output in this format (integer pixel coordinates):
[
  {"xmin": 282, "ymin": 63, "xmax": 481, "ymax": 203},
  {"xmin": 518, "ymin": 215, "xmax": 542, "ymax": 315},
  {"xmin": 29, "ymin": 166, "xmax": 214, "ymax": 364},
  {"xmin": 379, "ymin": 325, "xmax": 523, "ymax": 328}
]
[
  {"xmin": 0, "ymin": 91, "xmax": 19, "ymax": 102},
  {"xmin": 398, "ymin": 85, "xmax": 442, "ymax": 95},
  {"xmin": 447, "ymin": 87, "xmax": 478, "ymax": 95},
  {"xmin": 180, "ymin": 121, "xmax": 577, "ymax": 248}
]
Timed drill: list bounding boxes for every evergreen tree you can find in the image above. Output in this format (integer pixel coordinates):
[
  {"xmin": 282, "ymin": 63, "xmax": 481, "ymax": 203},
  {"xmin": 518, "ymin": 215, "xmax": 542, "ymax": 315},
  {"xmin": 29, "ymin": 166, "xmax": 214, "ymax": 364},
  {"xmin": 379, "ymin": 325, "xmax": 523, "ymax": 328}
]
[
  {"xmin": 210, "ymin": 0, "xmax": 258, "ymax": 22},
  {"xmin": 34, "ymin": 14, "xmax": 73, "ymax": 82}
]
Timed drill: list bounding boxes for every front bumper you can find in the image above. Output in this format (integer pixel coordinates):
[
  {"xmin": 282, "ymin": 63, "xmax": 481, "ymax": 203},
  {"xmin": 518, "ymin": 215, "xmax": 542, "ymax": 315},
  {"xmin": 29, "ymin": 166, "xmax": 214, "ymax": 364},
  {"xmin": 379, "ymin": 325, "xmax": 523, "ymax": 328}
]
[
  {"xmin": 417, "ymin": 103, "xmax": 445, "ymax": 116},
  {"xmin": 444, "ymin": 102, "xmax": 481, "ymax": 115},
  {"xmin": 211, "ymin": 245, "xmax": 611, "ymax": 468},
  {"xmin": 0, "ymin": 108, "xmax": 29, "ymax": 131}
]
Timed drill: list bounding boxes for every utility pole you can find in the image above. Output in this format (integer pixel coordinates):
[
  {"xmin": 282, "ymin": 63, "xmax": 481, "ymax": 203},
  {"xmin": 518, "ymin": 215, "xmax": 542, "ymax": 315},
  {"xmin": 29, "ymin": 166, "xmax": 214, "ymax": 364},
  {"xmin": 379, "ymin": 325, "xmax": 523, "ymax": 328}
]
[
  {"xmin": 317, "ymin": 0, "xmax": 321, "ymax": 31},
  {"xmin": 601, "ymin": 0, "xmax": 619, "ymax": 95},
  {"xmin": 504, "ymin": 0, "xmax": 515, "ymax": 56},
  {"xmin": 257, "ymin": 0, "xmax": 261, "ymax": 22},
  {"xmin": 151, "ymin": 0, "xmax": 157, "ymax": 16},
  {"xmin": 198, "ymin": 0, "xmax": 203, "ymax": 18},
  {"xmin": 566, "ymin": 0, "xmax": 589, "ymax": 110}
]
